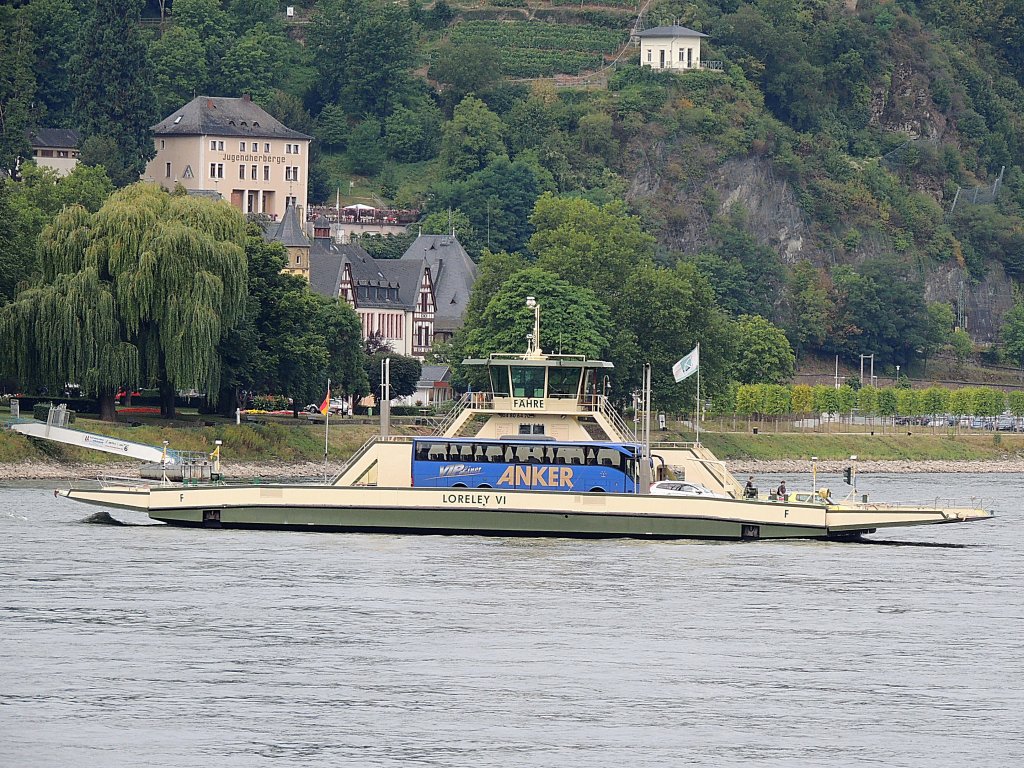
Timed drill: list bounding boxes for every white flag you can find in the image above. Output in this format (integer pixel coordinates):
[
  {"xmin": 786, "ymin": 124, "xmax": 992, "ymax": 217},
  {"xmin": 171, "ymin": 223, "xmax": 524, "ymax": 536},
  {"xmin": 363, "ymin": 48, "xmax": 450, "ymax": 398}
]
[{"xmin": 672, "ymin": 346, "xmax": 699, "ymax": 382}]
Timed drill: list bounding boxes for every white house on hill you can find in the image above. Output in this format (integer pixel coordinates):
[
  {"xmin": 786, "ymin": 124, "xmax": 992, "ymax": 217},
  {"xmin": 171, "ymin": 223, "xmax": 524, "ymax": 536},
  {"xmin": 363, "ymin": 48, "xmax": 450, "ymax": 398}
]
[{"xmin": 638, "ymin": 25, "xmax": 708, "ymax": 71}]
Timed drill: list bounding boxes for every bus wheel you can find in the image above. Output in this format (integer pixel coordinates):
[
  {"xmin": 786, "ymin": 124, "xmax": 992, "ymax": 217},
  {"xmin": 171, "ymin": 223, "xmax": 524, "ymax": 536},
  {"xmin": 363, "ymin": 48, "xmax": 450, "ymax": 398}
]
[
  {"xmin": 452, "ymin": 483, "xmax": 467, "ymax": 488},
  {"xmin": 478, "ymin": 484, "xmax": 492, "ymax": 488},
  {"xmin": 589, "ymin": 487, "xmax": 605, "ymax": 493}
]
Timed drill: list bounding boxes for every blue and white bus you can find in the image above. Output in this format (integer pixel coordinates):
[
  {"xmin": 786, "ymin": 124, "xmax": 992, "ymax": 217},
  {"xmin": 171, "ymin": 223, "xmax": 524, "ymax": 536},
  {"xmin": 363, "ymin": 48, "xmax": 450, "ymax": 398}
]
[{"xmin": 411, "ymin": 438, "xmax": 641, "ymax": 493}]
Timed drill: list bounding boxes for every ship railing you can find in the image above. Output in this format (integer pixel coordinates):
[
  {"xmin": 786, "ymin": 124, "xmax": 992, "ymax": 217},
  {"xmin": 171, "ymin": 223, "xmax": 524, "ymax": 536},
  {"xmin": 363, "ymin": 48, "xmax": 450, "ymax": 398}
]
[
  {"xmin": 91, "ymin": 475, "xmax": 160, "ymax": 488},
  {"xmin": 647, "ymin": 441, "xmax": 741, "ymax": 495},
  {"xmin": 598, "ymin": 395, "xmax": 637, "ymax": 442},
  {"xmin": 431, "ymin": 392, "xmax": 487, "ymax": 436},
  {"xmin": 328, "ymin": 434, "xmax": 414, "ymax": 485}
]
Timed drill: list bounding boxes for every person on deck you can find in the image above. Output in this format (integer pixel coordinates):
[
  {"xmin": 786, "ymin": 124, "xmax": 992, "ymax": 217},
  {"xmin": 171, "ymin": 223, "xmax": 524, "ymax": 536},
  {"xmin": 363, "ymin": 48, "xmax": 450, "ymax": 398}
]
[
  {"xmin": 776, "ymin": 481, "xmax": 787, "ymax": 501},
  {"xmin": 744, "ymin": 476, "xmax": 757, "ymax": 499}
]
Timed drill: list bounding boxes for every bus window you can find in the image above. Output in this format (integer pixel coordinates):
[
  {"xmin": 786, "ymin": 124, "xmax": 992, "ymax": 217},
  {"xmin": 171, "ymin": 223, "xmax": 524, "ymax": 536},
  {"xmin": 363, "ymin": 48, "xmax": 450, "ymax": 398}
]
[
  {"xmin": 427, "ymin": 443, "xmax": 447, "ymax": 461},
  {"xmin": 484, "ymin": 444, "xmax": 505, "ymax": 463},
  {"xmin": 559, "ymin": 446, "xmax": 585, "ymax": 465},
  {"xmin": 596, "ymin": 448, "xmax": 621, "ymax": 469},
  {"xmin": 514, "ymin": 445, "xmax": 545, "ymax": 464},
  {"xmin": 415, "ymin": 442, "xmax": 432, "ymax": 461}
]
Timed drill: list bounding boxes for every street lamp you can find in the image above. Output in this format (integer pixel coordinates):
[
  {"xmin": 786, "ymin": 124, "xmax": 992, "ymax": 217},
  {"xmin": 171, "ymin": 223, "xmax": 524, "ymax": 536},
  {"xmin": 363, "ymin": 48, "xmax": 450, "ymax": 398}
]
[
  {"xmin": 525, "ymin": 296, "xmax": 541, "ymax": 357},
  {"xmin": 895, "ymin": 364, "xmax": 901, "ymax": 385}
]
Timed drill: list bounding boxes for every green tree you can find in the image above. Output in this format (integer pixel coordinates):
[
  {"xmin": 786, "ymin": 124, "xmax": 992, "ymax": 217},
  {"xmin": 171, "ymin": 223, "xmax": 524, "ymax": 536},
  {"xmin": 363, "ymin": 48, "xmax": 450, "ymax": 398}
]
[
  {"xmin": 24, "ymin": 0, "xmax": 81, "ymax": 127},
  {"xmin": 577, "ymin": 112, "xmax": 618, "ymax": 164},
  {"xmin": 731, "ymin": 314, "xmax": 796, "ymax": 384},
  {"xmin": 877, "ymin": 388, "xmax": 898, "ymax": 420},
  {"xmin": 948, "ymin": 388, "xmax": 972, "ymax": 420},
  {"xmin": 78, "ymin": 135, "xmax": 135, "ymax": 189},
  {"xmin": 1000, "ymin": 302, "xmax": 1024, "ymax": 368},
  {"xmin": 430, "ymin": 41, "xmax": 502, "ymax": 114},
  {"xmin": 462, "ymin": 249, "xmax": 527, "ymax": 321},
  {"xmin": 830, "ymin": 260, "xmax": 930, "ymax": 367},
  {"xmin": 315, "ymin": 103, "xmax": 349, "ymax": 151},
  {"xmin": 0, "ymin": 185, "xmax": 248, "ymax": 420},
  {"xmin": 530, "ymin": 193, "xmax": 655, "ymax": 309},
  {"xmin": 347, "ymin": 118, "xmax": 386, "ymax": 176},
  {"xmin": 791, "ymin": 383, "xmax": 814, "ymax": 415},
  {"xmin": 433, "ymin": 155, "xmax": 553, "ymax": 254},
  {"xmin": 617, "ymin": 262, "xmax": 735, "ymax": 410},
  {"xmin": 150, "ymin": 26, "xmax": 209, "ymax": 117},
  {"xmin": 455, "ymin": 267, "xmax": 611, "ymax": 387},
  {"xmin": 438, "ymin": 96, "xmax": 506, "ymax": 180},
  {"xmin": 366, "ymin": 352, "xmax": 422, "ymax": 401},
  {"xmin": 858, "ymin": 385, "xmax": 879, "ymax": 417},
  {"xmin": 0, "ymin": 180, "xmax": 37, "ymax": 301},
  {"xmin": 308, "ymin": 0, "xmax": 414, "ymax": 118},
  {"xmin": 71, "ymin": 0, "xmax": 157, "ymax": 186},
  {"xmin": 216, "ymin": 225, "xmax": 368, "ymax": 412},
  {"xmin": 384, "ymin": 99, "xmax": 443, "ymax": 162},
  {"xmin": 1008, "ymin": 390, "xmax": 1024, "ymax": 418},
  {"xmin": 922, "ymin": 301, "xmax": 954, "ymax": 370},
  {"xmin": 786, "ymin": 262, "xmax": 833, "ymax": 356},
  {"xmin": 950, "ymin": 328, "xmax": 974, "ymax": 364},
  {"xmin": 0, "ymin": 7, "xmax": 36, "ymax": 174},
  {"xmin": 220, "ymin": 24, "xmax": 290, "ymax": 105},
  {"xmin": 0, "ymin": 165, "xmax": 114, "ymax": 301}
]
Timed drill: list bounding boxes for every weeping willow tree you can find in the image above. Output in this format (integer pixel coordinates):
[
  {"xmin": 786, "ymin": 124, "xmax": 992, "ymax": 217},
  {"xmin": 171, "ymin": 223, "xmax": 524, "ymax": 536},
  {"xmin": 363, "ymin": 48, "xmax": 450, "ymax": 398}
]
[{"xmin": 0, "ymin": 184, "xmax": 247, "ymax": 420}]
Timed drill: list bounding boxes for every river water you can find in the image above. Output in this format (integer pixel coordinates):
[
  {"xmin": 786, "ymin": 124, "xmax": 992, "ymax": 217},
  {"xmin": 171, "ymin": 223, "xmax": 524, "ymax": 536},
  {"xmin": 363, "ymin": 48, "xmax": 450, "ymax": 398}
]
[{"xmin": 1, "ymin": 473, "xmax": 1021, "ymax": 767}]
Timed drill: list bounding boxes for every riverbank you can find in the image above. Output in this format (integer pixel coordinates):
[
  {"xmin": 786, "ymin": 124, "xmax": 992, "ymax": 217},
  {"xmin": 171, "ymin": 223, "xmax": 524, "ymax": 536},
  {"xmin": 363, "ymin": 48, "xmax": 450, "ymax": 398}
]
[
  {"xmin": 5, "ymin": 413, "xmax": 1024, "ymax": 478},
  {"xmin": 3, "ymin": 457, "xmax": 1024, "ymax": 482}
]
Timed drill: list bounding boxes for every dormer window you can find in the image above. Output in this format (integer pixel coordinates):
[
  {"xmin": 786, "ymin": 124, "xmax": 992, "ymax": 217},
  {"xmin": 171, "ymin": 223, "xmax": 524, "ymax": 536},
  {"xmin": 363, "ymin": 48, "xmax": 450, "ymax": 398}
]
[
  {"xmin": 253, "ymin": 121, "xmax": 260, "ymax": 128},
  {"xmin": 173, "ymin": 115, "xmax": 182, "ymax": 124},
  {"xmin": 240, "ymin": 121, "xmax": 247, "ymax": 127}
]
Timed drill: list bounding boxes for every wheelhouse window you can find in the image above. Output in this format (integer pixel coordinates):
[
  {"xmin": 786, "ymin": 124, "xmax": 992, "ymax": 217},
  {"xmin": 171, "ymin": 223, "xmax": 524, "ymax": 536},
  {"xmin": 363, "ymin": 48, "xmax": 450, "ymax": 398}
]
[
  {"xmin": 548, "ymin": 368, "xmax": 581, "ymax": 398},
  {"xmin": 510, "ymin": 366, "xmax": 545, "ymax": 398},
  {"xmin": 489, "ymin": 365, "xmax": 510, "ymax": 396}
]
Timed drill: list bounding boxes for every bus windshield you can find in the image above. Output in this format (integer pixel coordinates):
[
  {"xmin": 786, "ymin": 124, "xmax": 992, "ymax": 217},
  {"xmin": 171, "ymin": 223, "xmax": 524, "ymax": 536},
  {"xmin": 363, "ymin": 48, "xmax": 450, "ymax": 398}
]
[{"xmin": 411, "ymin": 438, "xmax": 639, "ymax": 493}]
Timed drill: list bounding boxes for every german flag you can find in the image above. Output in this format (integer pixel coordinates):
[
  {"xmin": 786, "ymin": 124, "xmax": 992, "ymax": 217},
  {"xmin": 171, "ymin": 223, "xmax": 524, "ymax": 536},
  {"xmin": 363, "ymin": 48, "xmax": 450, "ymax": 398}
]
[{"xmin": 319, "ymin": 385, "xmax": 331, "ymax": 415}]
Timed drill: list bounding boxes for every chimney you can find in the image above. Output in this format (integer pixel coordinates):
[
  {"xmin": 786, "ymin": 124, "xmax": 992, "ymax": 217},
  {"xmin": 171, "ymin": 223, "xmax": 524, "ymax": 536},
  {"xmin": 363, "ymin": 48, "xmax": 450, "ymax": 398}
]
[{"xmin": 242, "ymin": 94, "xmax": 252, "ymax": 102}]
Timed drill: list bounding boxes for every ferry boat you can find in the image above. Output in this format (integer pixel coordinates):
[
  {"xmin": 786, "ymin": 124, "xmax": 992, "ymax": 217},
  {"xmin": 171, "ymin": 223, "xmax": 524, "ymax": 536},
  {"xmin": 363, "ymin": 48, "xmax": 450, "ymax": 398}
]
[{"xmin": 58, "ymin": 309, "xmax": 993, "ymax": 540}]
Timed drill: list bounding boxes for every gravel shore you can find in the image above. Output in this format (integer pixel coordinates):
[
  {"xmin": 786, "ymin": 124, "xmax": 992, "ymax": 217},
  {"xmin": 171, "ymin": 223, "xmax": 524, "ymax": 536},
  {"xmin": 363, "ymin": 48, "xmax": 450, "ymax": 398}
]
[
  {"xmin": 3, "ymin": 458, "xmax": 1023, "ymax": 482},
  {"xmin": 0, "ymin": 461, "xmax": 348, "ymax": 482}
]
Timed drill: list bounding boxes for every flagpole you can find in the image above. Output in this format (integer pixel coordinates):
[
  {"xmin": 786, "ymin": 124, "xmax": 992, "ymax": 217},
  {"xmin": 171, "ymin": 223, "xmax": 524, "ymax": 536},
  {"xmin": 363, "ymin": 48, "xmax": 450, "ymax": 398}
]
[
  {"xmin": 696, "ymin": 343, "xmax": 700, "ymax": 446},
  {"xmin": 324, "ymin": 378, "xmax": 330, "ymax": 483}
]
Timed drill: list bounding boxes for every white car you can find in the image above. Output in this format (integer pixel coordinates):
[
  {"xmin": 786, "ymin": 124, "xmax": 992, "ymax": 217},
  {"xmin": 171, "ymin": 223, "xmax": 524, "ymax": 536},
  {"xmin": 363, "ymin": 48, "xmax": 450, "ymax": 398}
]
[{"xmin": 649, "ymin": 481, "xmax": 727, "ymax": 498}]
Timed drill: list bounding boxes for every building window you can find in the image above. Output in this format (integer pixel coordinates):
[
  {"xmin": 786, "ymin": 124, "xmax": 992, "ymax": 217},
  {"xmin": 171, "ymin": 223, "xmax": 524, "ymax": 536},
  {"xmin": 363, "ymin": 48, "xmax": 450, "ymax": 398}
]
[
  {"xmin": 647, "ymin": 50, "xmax": 651, "ymax": 62},
  {"xmin": 285, "ymin": 166, "xmax": 299, "ymax": 181},
  {"xmin": 239, "ymin": 141, "xmax": 245, "ymax": 151},
  {"xmin": 264, "ymin": 143, "xmax": 270, "ymax": 153},
  {"xmin": 165, "ymin": 162, "xmax": 171, "ymax": 178},
  {"xmin": 251, "ymin": 164, "xmax": 257, "ymax": 180},
  {"xmin": 210, "ymin": 163, "xmax": 224, "ymax": 179},
  {"xmin": 263, "ymin": 165, "xmax": 270, "ymax": 181},
  {"xmin": 239, "ymin": 165, "xmax": 245, "ymax": 180},
  {"xmin": 210, "ymin": 140, "xmax": 224, "ymax": 151},
  {"xmin": 285, "ymin": 143, "xmax": 301, "ymax": 155},
  {"xmin": 679, "ymin": 50, "xmax": 685, "ymax": 62},
  {"xmin": 251, "ymin": 142, "xmax": 258, "ymax": 152},
  {"xmin": 160, "ymin": 139, "xmax": 165, "ymax": 149}
]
